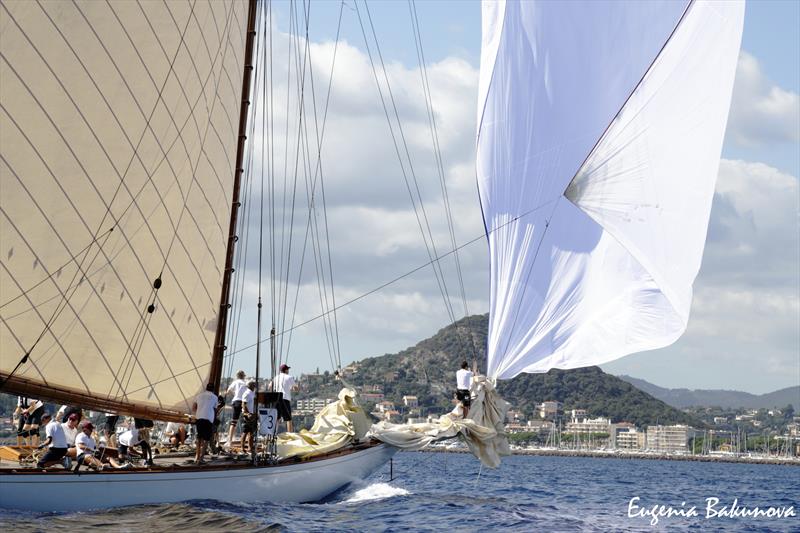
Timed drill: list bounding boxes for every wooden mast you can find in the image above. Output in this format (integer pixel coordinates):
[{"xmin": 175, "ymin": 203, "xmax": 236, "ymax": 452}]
[{"xmin": 209, "ymin": 0, "xmax": 259, "ymax": 394}]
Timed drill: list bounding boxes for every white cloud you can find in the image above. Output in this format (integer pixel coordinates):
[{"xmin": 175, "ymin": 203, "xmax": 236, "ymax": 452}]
[
  {"xmin": 606, "ymin": 159, "xmax": 800, "ymax": 393},
  {"xmin": 229, "ymin": 25, "xmax": 487, "ymax": 375},
  {"xmin": 726, "ymin": 51, "xmax": 800, "ymax": 147}
]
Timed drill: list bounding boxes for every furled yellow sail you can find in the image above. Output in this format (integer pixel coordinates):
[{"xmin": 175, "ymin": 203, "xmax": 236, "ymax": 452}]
[{"xmin": 0, "ymin": 0, "xmax": 250, "ymax": 415}]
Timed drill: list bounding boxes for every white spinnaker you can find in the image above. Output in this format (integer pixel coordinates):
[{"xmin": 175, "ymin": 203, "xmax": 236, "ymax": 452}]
[
  {"xmin": 0, "ymin": 1, "xmax": 249, "ymax": 412},
  {"xmin": 476, "ymin": 1, "xmax": 744, "ymax": 379}
]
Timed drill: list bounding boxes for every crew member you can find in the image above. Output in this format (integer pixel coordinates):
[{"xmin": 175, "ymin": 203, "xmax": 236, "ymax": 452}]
[
  {"xmin": 240, "ymin": 381, "xmax": 257, "ymax": 455},
  {"xmin": 36, "ymin": 413, "xmax": 70, "ymax": 469},
  {"xmin": 273, "ymin": 364, "xmax": 297, "ymax": 432},
  {"xmin": 104, "ymin": 412, "xmax": 119, "ymax": 446},
  {"xmin": 14, "ymin": 396, "xmax": 29, "ymax": 447},
  {"xmin": 118, "ymin": 426, "xmax": 153, "ymax": 466},
  {"xmin": 223, "ymin": 370, "xmax": 248, "ymax": 452},
  {"xmin": 23, "ymin": 398, "xmax": 45, "ymax": 448},
  {"xmin": 62, "ymin": 412, "xmax": 80, "ymax": 458},
  {"xmin": 192, "ymin": 383, "xmax": 217, "ymax": 465},
  {"xmin": 74, "ymin": 421, "xmax": 106, "ymax": 471},
  {"xmin": 164, "ymin": 421, "xmax": 187, "ymax": 448},
  {"xmin": 456, "ymin": 360, "xmax": 473, "ymax": 418}
]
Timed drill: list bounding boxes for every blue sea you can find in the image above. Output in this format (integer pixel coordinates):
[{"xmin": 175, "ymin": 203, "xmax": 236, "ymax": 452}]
[{"xmin": 1, "ymin": 452, "xmax": 797, "ymax": 532}]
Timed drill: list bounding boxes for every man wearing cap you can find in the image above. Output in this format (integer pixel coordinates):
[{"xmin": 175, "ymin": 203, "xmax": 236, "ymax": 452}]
[
  {"xmin": 192, "ymin": 383, "xmax": 218, "ymax": 464},
  {"xmin": 36, "ymin": 413, "xmax": 70, "ymax": 469},
  {"xmin": 223, "ymin": 370, "xmax": 248, "ymax": 452},
  {"xmin": 74, "ymin": 420, "xmax": 105, "ymax": 471},
  {"xmin": 273, "ymin": 364, "xmax": 298, "ymax": 432}
]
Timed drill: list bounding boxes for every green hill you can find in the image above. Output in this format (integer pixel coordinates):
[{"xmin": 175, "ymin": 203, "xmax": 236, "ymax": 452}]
[{"xmin": 305, "ymin": 315, "xmax": 701, "ymax": 428}]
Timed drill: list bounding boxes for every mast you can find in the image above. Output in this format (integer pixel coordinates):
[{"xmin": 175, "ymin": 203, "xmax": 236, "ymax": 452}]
[{"xmin": 209, "ymin": 0, "xmax": 259, "ymax": 394}]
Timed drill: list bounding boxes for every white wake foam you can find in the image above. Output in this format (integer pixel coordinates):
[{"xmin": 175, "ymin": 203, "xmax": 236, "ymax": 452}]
[{"xmin": 344, "ymin": 483, "xmax": 410, "ymax": 503}]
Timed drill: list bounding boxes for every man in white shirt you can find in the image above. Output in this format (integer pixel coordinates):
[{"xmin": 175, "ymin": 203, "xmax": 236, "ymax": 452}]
[
  {"xmin": 118, "ymin": 426, "xmax": 153, "ymax": 466},
  {"xmin": 61, "ymin": 412, "xmax": 80, "ymax": 458},
  {"xmin": 223, "ymin": 370, "xmax": 248, "ymax": 451},
  {"xmin": 192, "ymin": 383, "xmax": 218, "ymax": 464},
  {"xmin": 240, "ymin": 381, "xmax": 257, "ymax": 454},
  {"xmin": 36, "ymin": 413, "xmax": 70, "ymax": 469},
  {"xmin": 273, "ymin": 364, "xmax": 298, "ymax": 432},
  {"xmin": 74, "ymin": 421, "xmax": 105, "ymax": 471},
  {"xmin": 456, "ymin": 361, "xmax": 474, "ymax": 418},
  {"xmin": 164, "ymin": 421, "xmax": 187, "ymax": 447}
]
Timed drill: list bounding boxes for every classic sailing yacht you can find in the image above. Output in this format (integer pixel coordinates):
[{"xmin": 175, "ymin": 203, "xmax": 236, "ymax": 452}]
[
  {"xmin": 0, "ymin": 0, "xmax": 396, "ymax": 511},
  {"xmin": 1, "ymin": 0, "xmax": 744, "ymax": 512}
]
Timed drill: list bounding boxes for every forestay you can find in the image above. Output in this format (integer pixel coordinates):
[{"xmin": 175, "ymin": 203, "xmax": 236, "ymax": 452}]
[
  {"xmin": 476, "ymin": 0, "xmax": 744, "ymax": 379},
  {"xmin": 0, "ymin": 1, "xmax": 250, "ymax": 414}
]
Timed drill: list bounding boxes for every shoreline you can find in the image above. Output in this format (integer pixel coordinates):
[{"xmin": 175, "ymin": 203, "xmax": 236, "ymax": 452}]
[{"xmin": 415, "ymin": 447, "xmax": 800, "ymax": 466}]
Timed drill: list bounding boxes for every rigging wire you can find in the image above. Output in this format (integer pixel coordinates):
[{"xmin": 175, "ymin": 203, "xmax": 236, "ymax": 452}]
[
  {"xmin": 279, "ymin": 0, "xmax": 345, "ymax": 374},
  {"xmin": 231, "ymin": 198, "xmax": 559, "ymax": 358},
  {"xmin": 305, "ymin": 0, "xmax": 344, "ymax": 371},
  {"xmin": 354, "ymin": 0, "xmax": 457, "ymax": 326},
  {"xmin": 408, "ymin": 0, "xmax": 477, "ymax": 361},
  {"xmin": 122, "ymin": 195, "xmax": 560, "ymax": 398},
  {"xmin": 295, "ymin": 0, "xmax": 340, "ymax": 373},
  {"xmin": 225, "ymin": 1, "xmax": 266, "ymax": 383},
  {"xmin": 297, "ymin": 10, "xmax": 338, "ymax": 373}
]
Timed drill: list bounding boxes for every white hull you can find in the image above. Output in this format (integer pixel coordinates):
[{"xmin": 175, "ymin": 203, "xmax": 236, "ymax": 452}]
[{"xmin": 0, "ymin": 444, "xmax": 397, "ymax": 512}]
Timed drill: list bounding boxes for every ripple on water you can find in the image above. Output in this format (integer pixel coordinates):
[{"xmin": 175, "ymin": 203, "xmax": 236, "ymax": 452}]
[{"xmin": 0, "ymin": 453, "xmax": 797, "ymax": 532}]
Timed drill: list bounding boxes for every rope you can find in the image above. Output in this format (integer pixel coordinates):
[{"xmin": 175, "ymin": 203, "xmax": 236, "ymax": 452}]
[
  {"xmin": 408, "ymin": 0, "xmax": 477, "ymax": 363},
  {"xmin": 122, "ymin": 196, "xmax": 559, "ymax": 399},
  {"xmin": 354, "ymin": 0, "xmax": 456, "ymax": 325}
]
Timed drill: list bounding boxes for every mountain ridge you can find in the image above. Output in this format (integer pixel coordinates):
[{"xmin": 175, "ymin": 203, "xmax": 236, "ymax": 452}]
[
  {"xmin": 617, "ymin": 375, "xmax": 799, "ymax": 410},
  {"xmin": 329, "ymin": 315, "xmax": 703, "ymax": 428}
]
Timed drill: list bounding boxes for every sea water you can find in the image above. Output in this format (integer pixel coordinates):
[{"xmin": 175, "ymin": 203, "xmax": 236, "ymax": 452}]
[{"xmin": 1, "ymin": 452, "xmax": 797, "ymax": 532}]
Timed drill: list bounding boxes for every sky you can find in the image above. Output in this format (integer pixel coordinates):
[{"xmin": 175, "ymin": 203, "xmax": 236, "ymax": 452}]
[{"xmin": 225, "ymin": 0, "xmax": 799, "ymax": 395}]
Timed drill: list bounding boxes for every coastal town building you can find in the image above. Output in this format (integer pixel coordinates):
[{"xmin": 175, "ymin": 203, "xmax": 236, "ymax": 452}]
[
  {"xmin": 341, "ymin": 362, "xmax": 361, "ymax": 376},
  {"xmin": 611, "ymin": 424, "xmax": 645, "ymax": 450},
  {"xmin": 295, "ymin": 398, "xmax": 335, "ymax": 414},
  {"xmin": 570, "ymin": 409, "xmax": 587, "ymax": 422},
  {"xmin": 506, "ymin": 409, "xmax": 525, "ymax": 423},
  {"xmin": 378, "ymin": 401, "xmax": 395, "ymax": 413},
  {"xmin": 526, "ymin": 419, "xmax": 555, "ymax": 432},
  {"xmin": 402, "ymin": 396, "xmax": 419, "ymax": 408},
  {"xmin": 361, "ymin": 393, "xmax": 385, "ymax": 407},
  {"xmin": 538, "ymin": 401, "xmax": 562, "ymax": 419},
  {"xmin": 646, "ymin": 425, "xmax": 698, "ymax": 453},
  {"xmin": 565, "ymin": 417, "xmax": 611, "ymax": 435},
  {"xmin": 713, "ymin": 417, "xmax": 728, "ymax": 425}
]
